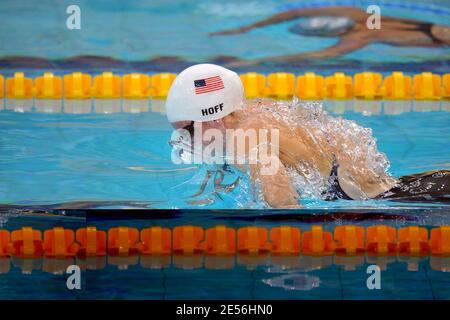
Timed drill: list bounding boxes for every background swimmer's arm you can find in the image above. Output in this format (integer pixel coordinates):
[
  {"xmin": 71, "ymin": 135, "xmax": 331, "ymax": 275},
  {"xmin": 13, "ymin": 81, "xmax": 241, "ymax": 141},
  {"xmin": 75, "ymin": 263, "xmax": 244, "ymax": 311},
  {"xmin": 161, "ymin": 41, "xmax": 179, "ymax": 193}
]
[
  {"xmin": 209, "ymin": 10, "xmax": 304, "ymax": 35},
  {"xmin": 226, "ymin": 36, "xmax": 369, "ymax": 67},
  {"xmin": 268, "ymin": 36, "xmax": 370, "ymax": 60},
  {"xmin": 209, "ymin": 7, "xmax": 367, "ymax": 36}
]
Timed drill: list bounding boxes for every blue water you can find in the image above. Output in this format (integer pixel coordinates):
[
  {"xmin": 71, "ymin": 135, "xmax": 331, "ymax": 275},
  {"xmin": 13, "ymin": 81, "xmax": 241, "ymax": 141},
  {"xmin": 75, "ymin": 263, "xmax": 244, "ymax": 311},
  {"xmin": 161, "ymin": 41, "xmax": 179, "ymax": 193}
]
[
  {"xmin": 1, "ymin": 0, "xmax": 450, "ymax": 73},
  {"xmin": 1, "ymin": 102, "xmax": 449, "ymax": 299},
  {"xmin": 1, "ymin": 210, "xmax": 450, "ymax": 300},
  {"xmin": 0, "ymin": 101, "xmax": 449, "ymax": 209},
  {"xmin": 1, "ymin": 0, "xmax": 450, "ymax": 300}
]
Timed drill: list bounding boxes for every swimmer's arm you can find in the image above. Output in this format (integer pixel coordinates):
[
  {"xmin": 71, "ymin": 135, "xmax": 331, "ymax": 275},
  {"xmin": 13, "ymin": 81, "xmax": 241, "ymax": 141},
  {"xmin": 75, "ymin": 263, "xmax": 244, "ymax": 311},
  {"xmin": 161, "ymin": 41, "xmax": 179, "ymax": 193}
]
[
  {"xmin": 235, "ymin": 160, "xmax": 301, "ymax": 208},
  {"xmin": 330, "ymin": 129, "xmax": 398, "ymax": 198},
  {"xmin": 226, "ymin": 36, "xmax": 369, "ymax": 67},
  {"xmin": 267, "ymin": 36, "xmax": 369, "ymax": 60},
  {"xmin": 257, "ymin": 162, "xmax": 302, "ymax": 208},
  {"xmin": 209, "ymin": 7, "xmax": 366, "ymax": 36},
  {"xmin": 230, "ymin": 119, "xmax": 300, "ymax": 208}
]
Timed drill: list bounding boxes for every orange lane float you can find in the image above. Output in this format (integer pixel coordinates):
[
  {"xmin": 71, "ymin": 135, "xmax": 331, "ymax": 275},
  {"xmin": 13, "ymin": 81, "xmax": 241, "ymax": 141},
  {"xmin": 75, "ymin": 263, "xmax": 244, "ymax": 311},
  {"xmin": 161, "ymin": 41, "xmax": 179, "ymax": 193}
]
[
  {"xmin": 64, "ymin": 72, "xmax": 92, "ymax": 99},
  {"xmin": 413, "ymin": 72, "xmax": 442, "ymax": 100},
  {"xmin": 443, "ymin": 73, "xmax": 450, "ymax": 99},
  {"xmin": 150, "ymin": 73, "xmax": 176, "ymax": 99},
  {"xmin": 266, "ymin": 72, "xmax": 295, "ymax": 99},
  {"xmin": 325, "ymin": 72, "xmax": 353, "ymax": 99},
  {"xmin": 76, "ymin": 226, "xmax": 107, "ymax": 257},
  {"xmin": 296, "ymin": 72, "xmax": 325, "ymax": 100},
  {"xmin": 0, "ymin": 225, "xmax": 448, "ymax": 258},
  {"xmin": 237, "ymin": 226, "xmax": 271, "ymax": 255},
  {"xmin": 34, "ymin": 72, "xmax": 63, "ymax": 99},
  {"xmin": 270, "ymin": 226, "xmax": 301, "ymax": 255},
  {"xmin": 0, "ymin": 75, "xmax": 4, "ymax": 99},
  {"xmin": 240, "ymin": 72, "xmax": 266, "ymax": 99},
  {"xmin": 354, "ymin": 72, "xmax": 383, "ymax": 100},
  {"xmin": 0, "ymin": 230, "xmax": 10, "ymax": 257},
  {"xmin": 430, "ymin": 226, "xmax": 450, "ymax": 256},
  {"xmin": 204, "ymin": 225, "xmax": 236, "ymax": 255},
  {"xmin": 382, "ymin": 71, "xmax": 412, "ymax": 100},
  {"xmin": 140, "ymin": 226, "xmax": 172, "ymax": 255},
  {"xmin": 6, "ymin": 72, "xmax": 33, "ymax": 99},
  {"xmin": 123, "ymin": 73, "xmax": 151, "ymax": 99},
  {"xmin": 398, "ymin": 226, "xmax": 429, "ymax": 256},
  {"xmin": 334, "ymin": 225, "xmax": 365, "ymax": 255},
  {"xmin": 107, "ymin": 227, "xmax": 140, "ymax": 256},
  {"xmin": 301, "ymin": 225, "xmax": 335, "ymax": 256},
  {"xmin": 43, "ymin": 227, "xmax": 79, "ymax": 257},
  {"xmin": 92, "ymin": 72, "xmax": 121, "ymax": 99},
  {"xmin": 9, "ymin": 227, "xmax": 43, "ymax": 257},
  {"xmin": 173, "ymin": 225, "xmax": 205, "ymax": 254},
  {"xmin": 366, "ymin": 225, "xmax": 397, "ymax": 255},
  {"xmin": 1, "ymin": 71, "xmax": 449, "ymax": 100}
]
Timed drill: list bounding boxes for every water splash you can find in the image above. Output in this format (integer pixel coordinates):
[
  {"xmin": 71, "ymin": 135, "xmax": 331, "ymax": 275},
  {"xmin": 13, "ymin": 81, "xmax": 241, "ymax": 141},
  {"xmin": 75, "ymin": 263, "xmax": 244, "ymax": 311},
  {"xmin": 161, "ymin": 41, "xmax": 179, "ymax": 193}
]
[
  {"xmin": 240, "ymin": 98, "xmax": 393, "ymax": 202},
  {"xmin": 168, "ymin": 98, "xmax": 393, "ymax": 207}
]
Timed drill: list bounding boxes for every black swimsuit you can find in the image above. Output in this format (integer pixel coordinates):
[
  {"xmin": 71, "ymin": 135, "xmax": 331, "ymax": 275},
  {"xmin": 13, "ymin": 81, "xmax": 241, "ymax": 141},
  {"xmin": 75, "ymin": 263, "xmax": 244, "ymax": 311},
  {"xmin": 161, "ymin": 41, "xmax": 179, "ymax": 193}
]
[
  {"xmin": 324, "ymin": 157, "xmax": 352, "ymax": 200},
  {"xmin": 376, "ymin": 170, "xmax": 450, "ymax": 203},
  {"xmin": 324, "ymin": 161, "xmax": 450, "ymax": 203},
  {"xmin": 409, "ymin": 22, "xmax": 444, "ymax": 45}
]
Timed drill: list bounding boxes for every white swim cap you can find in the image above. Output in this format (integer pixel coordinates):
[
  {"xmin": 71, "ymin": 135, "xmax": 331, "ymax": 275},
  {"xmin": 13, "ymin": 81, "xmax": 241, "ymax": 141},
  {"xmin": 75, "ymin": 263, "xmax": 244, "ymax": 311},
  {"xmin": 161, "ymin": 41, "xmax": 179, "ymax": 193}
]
[{"xmin": 166, "ymin": 64, "xmax": 244, "ymax": 123}]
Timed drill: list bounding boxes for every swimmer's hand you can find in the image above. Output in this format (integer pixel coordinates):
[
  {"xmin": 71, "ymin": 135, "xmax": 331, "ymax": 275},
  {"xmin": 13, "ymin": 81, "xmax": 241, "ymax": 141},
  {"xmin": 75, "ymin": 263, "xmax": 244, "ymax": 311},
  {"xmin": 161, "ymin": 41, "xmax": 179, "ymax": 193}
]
[{"xmin": 209, "ymin": 26, "xmax": 251, "ymax": 36}]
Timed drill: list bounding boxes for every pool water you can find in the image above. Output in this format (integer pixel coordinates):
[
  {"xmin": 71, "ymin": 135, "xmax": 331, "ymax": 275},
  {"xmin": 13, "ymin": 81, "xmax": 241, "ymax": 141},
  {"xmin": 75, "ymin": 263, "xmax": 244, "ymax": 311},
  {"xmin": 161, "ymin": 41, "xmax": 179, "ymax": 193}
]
[
  {"xmin": 0, "ymin": 103, "xmax": 449, "ymax": 299},
  {"xmin": 1, "ymin": 209, "xmax": 450, "ymax": 300},
  {"xmin": 0, "ymin": 101, "xmax": 449, "ymax": 209},
  {"xmin": 1, "ymin": 0, "xmax": 450, "ymax": 300},
  {"xmin": 1, "ymin": 0, "xmax": 450, "ymax": 73}
]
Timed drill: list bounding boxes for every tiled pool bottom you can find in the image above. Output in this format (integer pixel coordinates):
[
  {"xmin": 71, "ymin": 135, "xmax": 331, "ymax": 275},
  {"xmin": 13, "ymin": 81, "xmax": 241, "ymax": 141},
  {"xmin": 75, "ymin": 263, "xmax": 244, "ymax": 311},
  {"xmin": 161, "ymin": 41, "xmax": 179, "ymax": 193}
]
[{"xmin": 0, "ymin": 208, "xmax": 449, "ymax": 300}]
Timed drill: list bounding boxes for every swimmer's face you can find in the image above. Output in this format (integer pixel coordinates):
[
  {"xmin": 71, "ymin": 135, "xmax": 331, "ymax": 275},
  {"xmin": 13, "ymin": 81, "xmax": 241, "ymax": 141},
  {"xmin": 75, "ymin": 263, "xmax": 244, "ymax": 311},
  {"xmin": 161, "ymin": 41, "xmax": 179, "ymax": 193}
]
[
  {"xmin": 200, "ymin": 119, "xmax": 226, "ymax": 134},
  {"xmin": 171, "ymin": 119, "xmax": 227, "ymax": 156},
  {"xmin": 171, "ymin": 119, "xmax": 226, "ymax": 141}
]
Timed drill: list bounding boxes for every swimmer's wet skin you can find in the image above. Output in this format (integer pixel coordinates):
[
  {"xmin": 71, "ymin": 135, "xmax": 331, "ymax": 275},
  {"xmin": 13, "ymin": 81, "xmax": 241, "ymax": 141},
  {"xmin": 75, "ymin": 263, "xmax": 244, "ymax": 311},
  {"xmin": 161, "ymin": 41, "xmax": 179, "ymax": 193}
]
[{"xmin": 165, "ymin": 64, "xmax": 450, "ymax": 208}]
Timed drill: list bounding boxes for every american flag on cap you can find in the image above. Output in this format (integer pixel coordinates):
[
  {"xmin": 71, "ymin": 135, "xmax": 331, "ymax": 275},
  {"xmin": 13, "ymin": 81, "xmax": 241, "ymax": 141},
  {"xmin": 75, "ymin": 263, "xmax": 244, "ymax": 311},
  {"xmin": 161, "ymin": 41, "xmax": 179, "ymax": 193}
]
[{"xmin": 194, "ymin": 75, "xmax": 224, "ymax": 95}]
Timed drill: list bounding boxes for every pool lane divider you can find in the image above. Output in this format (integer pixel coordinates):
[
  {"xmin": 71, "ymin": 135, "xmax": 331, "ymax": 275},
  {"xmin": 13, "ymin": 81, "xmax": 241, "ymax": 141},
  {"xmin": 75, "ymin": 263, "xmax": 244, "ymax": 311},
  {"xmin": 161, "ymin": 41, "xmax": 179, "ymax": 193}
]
[
  {"xmin": 0, "ymin": 225, "xmax": 449, "ymax": 259},
  {"xmin": 0, "ymin": 75, "xmax": 4, "ymax": 100},
  {"xmin": 1, "ymin": 71, "xmax": 450, "ymax": 100}
]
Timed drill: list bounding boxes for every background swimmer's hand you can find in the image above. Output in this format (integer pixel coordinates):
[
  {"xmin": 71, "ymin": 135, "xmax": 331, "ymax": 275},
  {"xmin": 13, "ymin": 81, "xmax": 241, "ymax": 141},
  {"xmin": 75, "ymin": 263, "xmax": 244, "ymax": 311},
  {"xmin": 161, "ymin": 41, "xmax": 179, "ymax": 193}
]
[
  {"xmin": 225, "ymin": 58, "xmax": 262, "ymax": 68},
  {"xmin": 209, "ymin": 26, "xmax": 251, "ymax": 36}
]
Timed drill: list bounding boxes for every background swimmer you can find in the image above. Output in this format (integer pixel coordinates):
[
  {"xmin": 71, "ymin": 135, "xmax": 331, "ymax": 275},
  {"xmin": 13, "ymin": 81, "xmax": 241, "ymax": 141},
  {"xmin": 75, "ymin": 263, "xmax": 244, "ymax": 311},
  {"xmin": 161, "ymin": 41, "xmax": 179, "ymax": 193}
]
[
  {"xmin": 166, "ymin": 64, "xmax": 450, "ymax": 208},
  {"xmin": 210, "ymin": 6, "xmax": 450, "ymax": 66}
]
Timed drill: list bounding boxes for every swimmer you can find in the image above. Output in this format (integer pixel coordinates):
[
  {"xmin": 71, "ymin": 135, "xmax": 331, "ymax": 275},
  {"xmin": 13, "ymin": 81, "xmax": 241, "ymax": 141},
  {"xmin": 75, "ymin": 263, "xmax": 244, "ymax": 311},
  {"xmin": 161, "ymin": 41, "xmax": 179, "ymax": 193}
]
[
  {"xmin": 166, "ymin": 64, "xmax": 450, "ymax": 208},
  {"xmin": 209, "ymin": 6, "xmax": 450, "ymax": 66}
]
